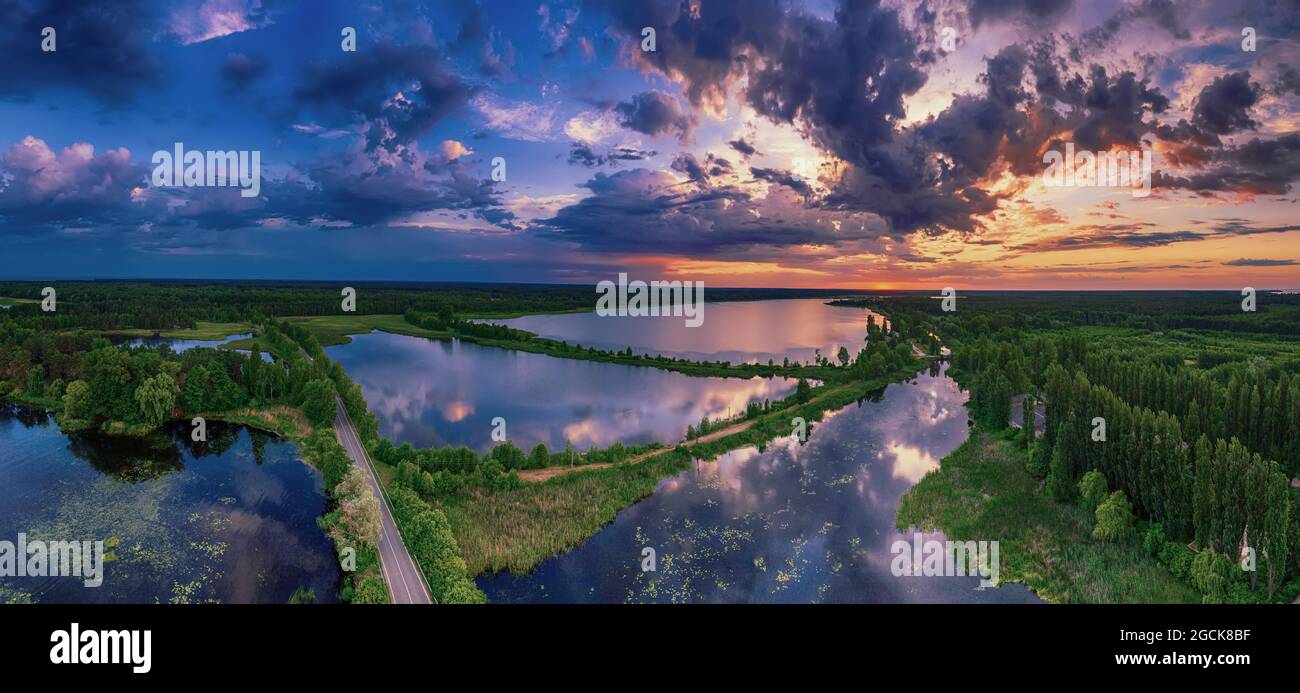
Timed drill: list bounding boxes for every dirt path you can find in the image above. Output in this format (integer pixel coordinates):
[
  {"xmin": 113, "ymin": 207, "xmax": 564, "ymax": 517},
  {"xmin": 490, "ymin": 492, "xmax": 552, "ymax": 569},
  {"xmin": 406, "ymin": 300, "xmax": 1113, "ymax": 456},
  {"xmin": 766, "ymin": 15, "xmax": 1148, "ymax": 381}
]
[{"xmin": 517, "ymin": 418, "xmax": 759, "ymax": 483}]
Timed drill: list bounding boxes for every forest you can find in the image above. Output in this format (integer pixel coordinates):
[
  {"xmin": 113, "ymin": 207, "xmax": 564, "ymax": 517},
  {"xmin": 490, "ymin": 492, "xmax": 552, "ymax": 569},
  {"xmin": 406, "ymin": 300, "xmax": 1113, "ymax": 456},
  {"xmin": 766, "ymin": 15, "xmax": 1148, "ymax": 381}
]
[
  {"xmin": 0, "ymin": 280, "xmax": 872, "ymax": 333},
  {"xmin": 880, "ymin": 291, "xmax": 1300, "ymax": 603}
]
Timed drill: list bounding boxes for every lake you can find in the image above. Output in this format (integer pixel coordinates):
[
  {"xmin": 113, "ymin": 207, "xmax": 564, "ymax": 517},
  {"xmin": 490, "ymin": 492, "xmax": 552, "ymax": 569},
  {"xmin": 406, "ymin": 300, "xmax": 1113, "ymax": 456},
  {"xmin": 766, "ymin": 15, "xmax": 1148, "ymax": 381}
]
[
  {"xmin": 0, "ymin": 406, "xmax": 340, "ymax": 604},
  {"xmin": 325, "ymin": 331, "xmax": 802, "ymax": 452},
  {"xmin": 477, "ymin": 361, "xmax": 1043, "ymax": 603},
  {"xmin": 487, "ymin": 298, "xmax": 884, "ymax": 365},
  {"xmin": 123, "ymin": 333, "xmax": 274, "ymax": 362}
]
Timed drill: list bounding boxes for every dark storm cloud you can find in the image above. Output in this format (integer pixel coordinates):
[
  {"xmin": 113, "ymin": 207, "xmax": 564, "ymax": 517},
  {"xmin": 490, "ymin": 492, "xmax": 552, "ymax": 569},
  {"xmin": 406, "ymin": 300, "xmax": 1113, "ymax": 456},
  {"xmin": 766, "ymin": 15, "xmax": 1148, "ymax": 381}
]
[
  {"xmin": 1193, "ymin": 72, "xmax": 1262, "ymax": 136},
  {"xmin": 1155, "ymin": 134, "xmax": 1300, "ymax": 195},
  {"xmin": 0, "ymin": 0, "xmax": 162, "ymax": 106},
  {"xmin": 293, "ymin": 42, "xmax": 472, "ymax": 153},
  {"xmin": 536, "ymin": 168, "xmax": 881, "ymax": 256},
  {"xmin": 584, "ymin": 0, "xmax": 1184, "ymax": 236},
  {"xmin": 220, "ymin": 53, "xmax": 270, "ymax": 89},
  {"xmin": 614, "ymin": 91, "xmax": 697, "ymax": 141}
]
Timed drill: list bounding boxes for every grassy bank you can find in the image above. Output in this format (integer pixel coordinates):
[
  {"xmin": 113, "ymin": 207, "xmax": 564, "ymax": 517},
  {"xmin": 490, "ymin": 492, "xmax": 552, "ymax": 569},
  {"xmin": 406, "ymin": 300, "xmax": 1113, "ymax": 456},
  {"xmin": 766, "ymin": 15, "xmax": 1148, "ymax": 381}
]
[
  {"xmin": 427, "ymin": 364, "xmax": 919, "ymax": 576},
  {"xmin": 278, "ymin": 314, "xmax": 451, "ymax": 346},
  {"xmin": 434, "ymin": 451, "xmax": 692, "ymax": 575},
  {"xmin": 103, "ymin": 321, "xmax": 253, "ymax": 340},
  {"xmin": 896, "ymin": 428, "xmax": 1200, "ymax": 603},
  {"xmin": 203, "ymin": 406, "xmax": 314, "ymax": 441}
]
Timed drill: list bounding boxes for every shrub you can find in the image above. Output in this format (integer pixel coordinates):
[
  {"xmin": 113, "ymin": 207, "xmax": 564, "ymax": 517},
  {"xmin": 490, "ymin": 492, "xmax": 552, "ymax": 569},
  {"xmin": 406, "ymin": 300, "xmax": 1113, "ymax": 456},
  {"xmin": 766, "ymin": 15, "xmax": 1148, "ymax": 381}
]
[
  {"xmin": 1078, "ymin": 470, "xmax": 1109, "ymax": 511},
  {"xmin": 1141, "ymin": 523, "xmax": 1166, "ymax": 557},
  {"xmin": 1157, "ymin": 541, "xmax": 1194, "ymax": 580},
  {"xmin": 351, "ymin": 576, "xmax": 390, "ymax": 604},
  {"xmin": 1092, "ymin": 490, "xmax": 1135, "ymax": 541}
]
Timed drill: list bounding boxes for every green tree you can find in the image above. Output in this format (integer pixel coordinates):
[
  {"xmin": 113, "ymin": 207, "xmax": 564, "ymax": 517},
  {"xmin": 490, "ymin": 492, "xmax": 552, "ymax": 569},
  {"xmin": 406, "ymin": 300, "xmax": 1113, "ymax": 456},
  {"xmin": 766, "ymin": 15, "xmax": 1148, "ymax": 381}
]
[
  {"xmin": 183, "ymin": 365, "xmax": 211, "ymax": 413},
  {"xmin": 134, "ymin": 373, "xmax": 178, "ymax": 427},
  {"xmin": 25, "ymin": 364, "xmax": 44, "ymax": 396},
  {"xmin": 795, "ymin": 378, "xmax": 812, "ymax": 404},
  {"xmin": 527, "ymin": 443, "xmax": 550, "ymax": 469},
  {"xmin": 62, "ymin": 380, "xmax": 92, "ymax": 420},
  {"xmin": 1021, "ymin": 395, "xmax": 1035, "ymax": 448},
  {"xmin": 837, "ymin": 346, "xmax": 850, "ymax": 367},
  {"xmin": 301, "ymin": 378, "xmax": 338, "ymax": 427},
  {"xmin": 1046, "ymin": 431, "xmax": 1074, "ymax": 502},
  {"xmin": 1093, "ymin": 490, "xmax": 1136, "ymax": 541},
  {"xmin": 1079, "ymin": 469, "xmax": 1109, "ymax": 511}
]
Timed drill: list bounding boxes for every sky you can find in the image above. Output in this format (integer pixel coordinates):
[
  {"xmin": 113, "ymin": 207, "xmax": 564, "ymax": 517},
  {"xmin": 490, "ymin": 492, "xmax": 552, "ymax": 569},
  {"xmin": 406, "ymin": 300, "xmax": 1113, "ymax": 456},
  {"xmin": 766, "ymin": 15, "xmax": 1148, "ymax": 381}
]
[{"xmin": 0, "ymin": 0, "xmax": 1297, "ymax": 289}]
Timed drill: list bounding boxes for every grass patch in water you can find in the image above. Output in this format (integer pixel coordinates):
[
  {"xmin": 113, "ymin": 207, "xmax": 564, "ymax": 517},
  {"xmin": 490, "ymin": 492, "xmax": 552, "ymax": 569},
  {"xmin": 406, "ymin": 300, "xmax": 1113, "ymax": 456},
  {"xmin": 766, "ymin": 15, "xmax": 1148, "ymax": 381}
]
[{"xmin": 436, "ymin": 451, "xmax": 692, "ymax": 576}]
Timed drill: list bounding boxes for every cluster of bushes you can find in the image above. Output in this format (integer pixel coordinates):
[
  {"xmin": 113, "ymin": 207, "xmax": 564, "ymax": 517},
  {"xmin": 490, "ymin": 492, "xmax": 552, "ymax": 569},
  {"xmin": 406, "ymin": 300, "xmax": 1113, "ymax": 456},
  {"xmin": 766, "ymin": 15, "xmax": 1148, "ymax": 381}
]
[
  {"xmin": 1070, "ymin": 467, "xmax": 1298, "ymax": 603},
  {"xmin": 378, "ymin": 435, "xmax": 665, "ymax": 501},
  {"xmin": 299, "ymin": 431, "xmax": 387, "ymax": 603},
  {"xmin": 386, "ymin": 486, "xmax": 484, "ymax": 603}
]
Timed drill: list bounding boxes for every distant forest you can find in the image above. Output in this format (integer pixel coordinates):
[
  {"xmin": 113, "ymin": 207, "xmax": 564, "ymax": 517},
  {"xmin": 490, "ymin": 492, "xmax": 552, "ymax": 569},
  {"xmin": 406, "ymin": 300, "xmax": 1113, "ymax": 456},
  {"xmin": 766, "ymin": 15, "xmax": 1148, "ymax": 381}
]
[{"xmin": 0, "ymin": 280, "xmax": 877, "ymax": 332}]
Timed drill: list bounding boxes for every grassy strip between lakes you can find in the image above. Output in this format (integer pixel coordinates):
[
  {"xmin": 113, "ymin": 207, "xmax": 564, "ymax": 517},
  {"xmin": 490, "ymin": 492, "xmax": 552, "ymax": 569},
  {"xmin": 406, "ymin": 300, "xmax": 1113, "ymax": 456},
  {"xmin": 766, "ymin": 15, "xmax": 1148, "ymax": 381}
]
[
  {"xmin": 432, "ymin": 366, "xmax": 917, "ymax": 576},
  {"xmin": 897, "ymin": 427, "xmax": 1200, "ymax": 603},
  {"xmin": 277, "ymin": 314, "xmax": 451, "ymax": 346},
  {"xmin": 101, "ymin": 321, "xmax": 253, "ymax": 340}
]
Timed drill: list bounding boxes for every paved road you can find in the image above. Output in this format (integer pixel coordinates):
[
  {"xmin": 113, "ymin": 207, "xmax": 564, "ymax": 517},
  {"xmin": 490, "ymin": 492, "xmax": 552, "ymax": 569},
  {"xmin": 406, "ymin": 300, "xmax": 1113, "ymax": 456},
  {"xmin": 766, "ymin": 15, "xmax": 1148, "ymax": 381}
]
[{"xmin": 333, "ymin": 397, "xmax": 432, "ymax": 604}]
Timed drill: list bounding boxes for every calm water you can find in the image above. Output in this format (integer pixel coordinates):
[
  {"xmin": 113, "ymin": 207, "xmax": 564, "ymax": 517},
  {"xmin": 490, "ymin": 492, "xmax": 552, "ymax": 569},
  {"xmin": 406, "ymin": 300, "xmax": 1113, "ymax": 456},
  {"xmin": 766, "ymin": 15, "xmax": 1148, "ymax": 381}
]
[
  {"xmin": 478, "ymin": 362, "xmax": 1043, "ymax": 603},
  {"xmin": 489, "ymin": 298, "xmax": 884, "ymax": 365},
  {"xmin": 123, "ymin": 333, "xmax": 274, "ymax": 362},
  {"xmin": 326, "ymin": 331, "xmax": 801, "ymax": 452},
  {"xmin": 0, "ymin": 406, "xmax": 340, "ymax": 604}
]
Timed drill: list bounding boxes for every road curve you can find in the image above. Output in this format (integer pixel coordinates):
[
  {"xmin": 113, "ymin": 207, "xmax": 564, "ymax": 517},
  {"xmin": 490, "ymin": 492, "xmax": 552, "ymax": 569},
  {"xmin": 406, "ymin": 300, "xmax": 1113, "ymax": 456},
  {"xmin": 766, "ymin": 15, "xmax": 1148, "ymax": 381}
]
[{"xmin": 333, "ymin": 398, "xmax": 432, "ymax": 604}]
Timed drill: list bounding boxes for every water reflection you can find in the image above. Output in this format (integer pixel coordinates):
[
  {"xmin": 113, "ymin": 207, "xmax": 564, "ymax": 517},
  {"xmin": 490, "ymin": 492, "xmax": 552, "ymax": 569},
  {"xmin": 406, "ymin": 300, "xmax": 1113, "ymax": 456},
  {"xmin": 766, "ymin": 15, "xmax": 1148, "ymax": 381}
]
[
  {"xmin": 325, "ymin": 331, "xmax": 802, "ymax": 452},
  {"xmin": 122, "ymin": 333, "xmax": 274, "ymax": 362},
  {"xmin": 489, "ymin": 298, "xmax": 885, "ymax": 365},
  {"xmin": 0, "ymin": 406, "xmax": 340, "ymax": 604},
  {"xmin": 478, "ymin": 363, "xmax": 1043, "ymax": 603}
]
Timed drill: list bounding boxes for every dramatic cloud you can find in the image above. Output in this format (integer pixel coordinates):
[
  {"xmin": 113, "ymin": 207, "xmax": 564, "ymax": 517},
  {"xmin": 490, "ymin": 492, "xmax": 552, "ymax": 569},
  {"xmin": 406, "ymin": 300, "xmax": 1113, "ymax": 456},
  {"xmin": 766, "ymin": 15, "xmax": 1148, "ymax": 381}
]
[
  {"xmin": 537, "ymin": 167, "xmax": 884, "ymax": 259},
  {"xmin": 615, "ymin": 91, "xmax": 697, "ymax": 141},
  {"xmin": 0, "ymin": 136, "xmax": 147, "ymax": 226},
  {"xmin": 0, "ymin": 0, "xmax": 162, "ymax": 105},
  {"xmin": 1193, "ymin": 72, "xmax": 1262, "ymax": 136},
  {"xmin": 294, "ymin": 42, "xmax": 472, "ymax": 152}
]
